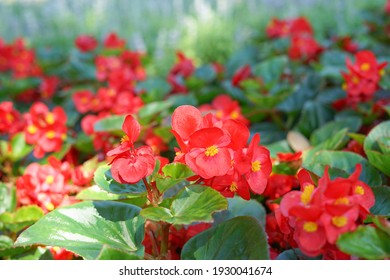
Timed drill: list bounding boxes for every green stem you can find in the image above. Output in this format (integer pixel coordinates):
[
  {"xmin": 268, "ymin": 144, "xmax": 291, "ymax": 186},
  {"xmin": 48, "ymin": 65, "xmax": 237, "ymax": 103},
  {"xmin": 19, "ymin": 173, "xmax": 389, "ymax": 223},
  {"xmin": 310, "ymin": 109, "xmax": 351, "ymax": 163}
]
[{"xmin": 159, "ymin": 222, "xmax": 170, "ymax": 259}]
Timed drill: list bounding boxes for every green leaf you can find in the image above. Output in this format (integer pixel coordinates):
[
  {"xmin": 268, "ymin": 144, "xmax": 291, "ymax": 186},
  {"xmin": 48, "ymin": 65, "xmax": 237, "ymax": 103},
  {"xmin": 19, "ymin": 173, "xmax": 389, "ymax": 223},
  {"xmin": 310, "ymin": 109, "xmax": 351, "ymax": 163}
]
[
  {"xmin": 138, "ymin": 101, "xmax": 172, "ymax": 120},
  {"xmin": 266, "ymin": 140, "xmax": 293, "ymax": 158},
  {"xmin": 213, "ymin": 196, "xmax": 266, "ymax": 228},
  {"xmin": 94, "ymin": 165, "xmax": 146, "ymax": 196},
  {"xmin": 0, "ymin": 235, "xmax": 13, "ymax": 250},
  {"xmin": 94, "ymin": 115, "xmax": 126, "ymax": 132},
  {"xmin": 156, "ymin": 163, "xmax": 194, "ymax": 193},
  {"xmin": 0, "ymin": 205, "xmax": 44, "ymax": 233},
  {"xmin": 364, "ymin": 121, "xmax": 390, "ymax": 176},
  {"xmin": 303, "ymin": 150, "xmax": 382, "ymax": 186},
  {"xmin": 181, "ymin": 216, "xmax": 269, "ymax": 260},
  {"xmin": 296, "ymin": 101, "xmax": 334, "ymax": 137},
  {"xmin": 276, "ymin": 248, "xmax": 322, "ymax": 260},
  {"xmin": 137, "ymin": 78, "xmax": 171, "ymax": 102},
  {"xmin": 371, "ymin": 186, "xmax": 390, "ymax": 216},
  {"xmin": 76, "ymin": 186, "xmax": 147, "ymax": 207},
  {"xmin": 97, "ymin": 246, "xmax": 142, "ymax": 260},
  {"xmin": 310, "ymin": 118, "xmax": 362, "ymax": 146},
  {"xmin": 252, "ymin": 56, "xmax": 287, "ymax": 85},
  {"xmin": 9, "ymin": 133, "xmax": 33, "ymax": 161},
  {"xmin": 337, "ymin": 226, "xmax": 390, "ymax": 259},
  {"xmin": 141, "ymin": 185, "xmax": 227, "ymax": 225},
  {"xmin": 0, "ymin": 183, "xmax": 16, "ymax": 214},
  {"xmin": 194, "ymin": 65, "xmax": 217, "ymax": 82},
  {"xmin": 15, "ymin": 201, "xmax": 145, "ymax": 260},
  {"xmin": 140, "ymin": 207, "xmax": 174, "ymax": 223}
]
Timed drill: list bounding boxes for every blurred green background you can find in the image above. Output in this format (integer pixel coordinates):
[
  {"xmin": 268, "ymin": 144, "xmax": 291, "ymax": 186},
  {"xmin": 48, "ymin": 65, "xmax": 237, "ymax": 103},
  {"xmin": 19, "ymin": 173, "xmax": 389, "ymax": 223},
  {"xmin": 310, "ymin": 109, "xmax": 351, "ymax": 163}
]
[{"xmin": 0, "ymin": 0, "xmax": 385, "ymax": 73}]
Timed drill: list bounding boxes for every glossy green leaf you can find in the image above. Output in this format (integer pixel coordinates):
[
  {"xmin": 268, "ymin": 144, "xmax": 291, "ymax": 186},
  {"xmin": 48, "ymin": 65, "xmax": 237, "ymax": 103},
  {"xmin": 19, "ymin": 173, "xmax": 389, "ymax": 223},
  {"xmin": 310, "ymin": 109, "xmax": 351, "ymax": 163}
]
[
  {"xmin": 94, "ymin": 115, "xmax": 126, "ymax": 132},
  {"xmin": 138, "ymin": 101, "xmax": 172, "ymax": 120},
  {"xmin": 364, "ymin": 121, "xmax": 390, "ymax": 176},
  {"xmin": 156, "ymin": 163, "xmax": 194, "ymax": 193},
  {"xmin": 303, "ymin": 150, "xmax": 382, "ymax": 186},
  {"xmin": 137, "ymin": 78, "xmax": 171, "ymax": 102},
  {"xmin": 15, "ymin": 201, "xmax": 145, "ymax": 260},
  {"xmin": 296, "ymin": 101, "xmax": 334, "ymax": 137},
  {"xmin": 76, "ymin": 186, "xmax": 147, "ymax": 208},
  {"xmin": 94, "ymin": 165, "xmax": 146, "ymax": 196},
  {"xmin": 0, "ymin": 205, "xmax": 44, "ymax": 233},
  {"xmin": 337, "ymin": 226, "xmax": 390, "ymax": 259},
  {"xmin": 213, "ymin": 196, "xmax": 266, "ymax": 228},
  {"xmin": 141, "ymin": 185, "xmax": 227, "ymax": 225},
  {"xmin": 0, "ymin": 183, "xmax": 16, "ymax": 215},
  {"xmin": 181, "ymin": 216, "xmax": 269, "ymax": 260},
  {"xmin": 140, "ymin": 207, "xmax": 174, "ymax": 223},
  {"xmin": 310, "ymin": 118, "xmax": 361, "ymax": 146},
  {"xmin": 253, "ymin": 56, "xmax": 287, "ymax": 85},
  {"xmin": 276, "ymin": 248, "xmax": 321, "ymax": 260},
  {"xmin": 371, "ymin": 186, "xmax": 390, "ymax": 216},
  {"xmin": 97, "ymin": 246, "xmax": 142, "ymax": 260},
  {"xmin": 9, "ymin": 133, "xmax": 33, "ymax": 161},
  {"xmin": 0, "ymin": 235, "xmax": 13, "ymax": 250}
]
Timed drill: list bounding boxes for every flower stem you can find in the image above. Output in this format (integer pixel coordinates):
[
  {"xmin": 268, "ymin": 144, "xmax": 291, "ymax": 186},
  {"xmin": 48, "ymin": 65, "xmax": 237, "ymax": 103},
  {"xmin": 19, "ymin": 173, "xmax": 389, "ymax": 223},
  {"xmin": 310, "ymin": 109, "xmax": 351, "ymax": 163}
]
[{"xmin": 159, "ymin": 222, "xmax": 170, "ymax": 259}]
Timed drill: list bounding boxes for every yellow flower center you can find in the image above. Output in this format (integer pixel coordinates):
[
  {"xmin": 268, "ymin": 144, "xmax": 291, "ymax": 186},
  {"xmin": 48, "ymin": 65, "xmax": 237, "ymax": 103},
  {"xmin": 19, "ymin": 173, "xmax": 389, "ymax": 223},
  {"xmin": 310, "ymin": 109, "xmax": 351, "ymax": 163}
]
[
  {"xmin": 342, "ymin": 83, "xmax": 347, "ymax": 90},
  {"xmin": 360, "ymin": 63, "xmax": 370, "ymax": 71},
  {"xmin": 332, "ymin": 216, "xmax": 347, "ymax": 228},
  {"xmin": 81, "ymin": 97, "xmax": 89, "ymax": 104},
  {"xmin": 354, "ymin": 186, "xmax": 365, "ymax": 195},
  {"xmin": 205, "ymin": 145, "xmax": 219, "ymax": 157},
  {"xmin": 45, "ymin": 202, "xmax": 55, "ymax": 211},
  {"xmin": 120, "ymin": 135, "xmax": 129, "ymax": 144},
  {"xmin": 303, "ymin": 221, "xmax": 318, "ymax": 232},
  {"xmin": 27, "ymin": 125, "xmax": 38, "ymax": 134},
  {"xmin": 215, "ymin": 110, "xmax": 223, "ymax": 119},
  {"xmin": 45, "ymin": 175, "xmax": 54, "ymax": 184},
  {"xmin": 251, "ymin": 160, "xmax": 261, "ymax": 172},
  {"xmin": 45, "ymin": 113, "xmax": 55, "ymax": 125},
  {"xmin": 352, "ymin": 76, "xmax": 360, "ymax": 84},
  {"xmin": 300, "ymin": 184, "xmax": 315, "ymax": 205},
  {"xmin": 45, "ymin": 130, "xmax": 56, "ymax": 139},
  {"xmin": 334, "ymin": 197, "xmax": 349, "ymax": 205},
  {"xmin": 380, "ymin": 69, "xmax": 385, "ymax": 76},
  {"xmin": 6, "ymin": 113, "xmax": 14, "ymax": 122},
  {"xmin": 230, "ymin": 111, "xmax": 239, "ymax": 120},
  {"xmin": 229, "ymin": 182, "xmax": 238, "ymax": 192}
]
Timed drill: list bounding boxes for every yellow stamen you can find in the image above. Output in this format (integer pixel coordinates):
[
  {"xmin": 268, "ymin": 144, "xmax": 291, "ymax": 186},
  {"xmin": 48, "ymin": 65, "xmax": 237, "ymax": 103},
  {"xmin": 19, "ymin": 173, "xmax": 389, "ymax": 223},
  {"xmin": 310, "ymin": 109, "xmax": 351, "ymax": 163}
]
[
  {"xmin": 215, "ymin": 110, "xmax": 223, "ymax": 119},
  {"xmin": 300, "ymin": 184, "xmax": 315, "ymax": 205},
  {"xmin": 380, "ymin": 69, "xmax": 385, "ymax": 76},
  {"xmin": 360, "ymin": 63, "xmax": 370, "ymax": 71},
  {"xmin": 229, "ymin": 182, "xmax": 238, "ymax": 192},
  {"xmin": 45, "ymin": 130, "xmax": 56, "ymax": 139},
  {"xmin": 332, "ymin": 216, "xmax": 347, "ymax": 228},
  {"xmin": 251, "ymin": 160, "xmax": 261, "ymax": 172},
  {"xmin": 45, "ymin": 113, "xmax": 55, "ymax": 125},
  {"xmin": 61, "ymin": 133, "xmax": 67, "ymax": 140},
  {"xmin": 354, "ymin": 186, "xmax": 365, "ymax": 195},
  {"xmin": 45, "ymin": 202, "xmax": 55, "ymax": 211},
  {"xmin": 303, "ymin": 221, "xmax": 318, "ymax": 232},
  {"xmin": 342, "ymin": 83, "xmax": 347, "ymax": 90},
  {"xmin": 352, "ymin": 76, "xmax": 360, "ymax": 84},
  {"xmin": 6, "ymin": 113, "xmax": 14, "ymax": 122},
  {"xmin": 230, "ymin": 111, "xmax": 239, "ymax": 120},
  {"xmin": 120, "ymin": 135, "xmax": 129, "ymax": 144},
  {"xmin": 27, "ymin": 125, "xmax": 37, "ymax": 134},
  {"xmin": 81, "ymin": 96, "xmax": 88, "ymax": 104},
  {"xmin": 175, "ymin": 151, "xmax": 183, "ymax": 157},
  {"xmin": 334, "ymin": 197, "xmax": 349, "ymax": 205},
  {"xmin": 45, "ymin": 175, "xmax": 54, "ymax": 184},
  {"xmin": 205, "ymin": 145, "xmax": 219, "ymax": 157}
]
